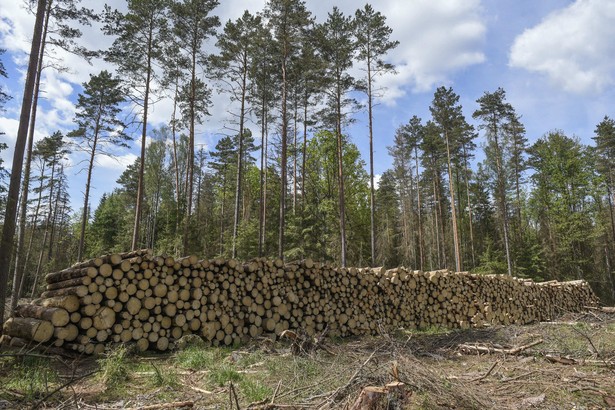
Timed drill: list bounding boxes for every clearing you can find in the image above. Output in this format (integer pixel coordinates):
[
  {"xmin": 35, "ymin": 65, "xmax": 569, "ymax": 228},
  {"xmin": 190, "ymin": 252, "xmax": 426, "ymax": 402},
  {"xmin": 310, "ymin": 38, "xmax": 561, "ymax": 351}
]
[{"xmin": 0, "ymin": 310, "xmax": 614, "ymax": 409}]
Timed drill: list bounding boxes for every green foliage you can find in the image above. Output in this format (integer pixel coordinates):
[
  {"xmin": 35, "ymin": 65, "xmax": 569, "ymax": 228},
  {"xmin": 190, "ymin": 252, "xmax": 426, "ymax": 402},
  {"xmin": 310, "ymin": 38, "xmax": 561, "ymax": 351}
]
[
  {"xmin": 4, "ymin": 356, "xmax": 58, "ymax": 400},
  {"xmin": 240, "ymin": 379, "xmax": 272, "ymax": 402},
  {"xmin": 98, "ymin": 346, "xmax": 130, "ymax": 390},
  {"xmin": 209, "ymin": 364, "xmax": 242, "ymax": 386},
  {"xmin": 150, "ymin": 363, "xmax": 179, "ymax": 388},
  {"xmin": 473, "ymin": 239, "xmax": 508, "ymax": 275},
  {"xmin": 175, "ymin": 346, "xmax": 229, "ymax": 369},
  {"xmin": 528, "ymin": 131, "xmax": 596, "ymax": 281}
]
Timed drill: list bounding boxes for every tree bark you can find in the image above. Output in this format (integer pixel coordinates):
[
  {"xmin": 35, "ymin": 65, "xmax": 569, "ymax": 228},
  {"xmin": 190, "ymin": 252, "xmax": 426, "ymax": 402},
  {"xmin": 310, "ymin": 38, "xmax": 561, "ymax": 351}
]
[
  {"xmin": 0, "ymin": 0, "xmax": 47, "ymax": 331},
  {"xmin": 131, "ymin": 21, "xmax": 154, "ymax": 251},
  {"xmin": 367, "ymin": 54, "xmax": 376, "ymax": 267},
  {"xmin": 232, "ymin": 56, "xmax": 248, "ymax": 258},
  {"xmin": 10, "ymin": 0, "xmax": 50, "ymax": 313},
  {"xmin": 444, "ymin": 131, "xmax": 462, "ymax": 272},
  {"xmin": 278, "ymin": 50, "xmax": 288, "ymax": 260}
]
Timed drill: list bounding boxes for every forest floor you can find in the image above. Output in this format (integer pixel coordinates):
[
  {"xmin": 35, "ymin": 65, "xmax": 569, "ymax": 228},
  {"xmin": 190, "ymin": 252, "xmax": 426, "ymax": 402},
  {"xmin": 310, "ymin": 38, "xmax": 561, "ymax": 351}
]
[{"xmin": 0, "ymin": 309, "xmax": 614, "ymax": 409}]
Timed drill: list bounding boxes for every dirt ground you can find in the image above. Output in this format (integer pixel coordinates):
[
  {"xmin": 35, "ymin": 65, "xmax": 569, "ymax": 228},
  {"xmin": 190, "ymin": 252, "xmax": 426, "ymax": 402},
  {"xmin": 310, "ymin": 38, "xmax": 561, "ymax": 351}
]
[{"xmin": 1, "ymin": 309, "xmax": 614, "ymax": 409}]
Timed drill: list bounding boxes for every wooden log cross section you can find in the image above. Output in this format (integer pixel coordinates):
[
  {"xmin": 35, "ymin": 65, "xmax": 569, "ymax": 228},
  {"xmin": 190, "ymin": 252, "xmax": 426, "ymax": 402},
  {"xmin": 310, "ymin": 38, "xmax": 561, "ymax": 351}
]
[{"xmin": 1, "ymin": 249, "xmax": 601, "ymax": 354}]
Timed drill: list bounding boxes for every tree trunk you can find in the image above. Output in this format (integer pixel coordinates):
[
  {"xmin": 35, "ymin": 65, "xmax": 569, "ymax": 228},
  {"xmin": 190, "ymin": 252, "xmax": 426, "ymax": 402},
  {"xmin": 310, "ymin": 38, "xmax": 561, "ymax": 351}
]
[
  {"xmin": 462, "ymin": 144, "xmax": 476, "ymax": 268},
  {"xmin": 0, "ymin": 0, "xmax": 47, "ymax": 331},
  {"xmin": 258, "ymin": 93, "xmax": 267, "ymax": 257},
  {"xmin": 493, "ymin": 129, "xmax": 513, "ymax": 276},
  {"xmin": 78, "ymin": 120, "xmax": 100, "ymax": 261},
  {"xmin": 444, "ymin": 131, "xmax": 462, "ymax": 272},
  {"xmin": 336, "ymin": 87, "xmax": 347, "ymax": 267},
  {"xmin": 292, "ymin": 89, "xmax": 298, "ymax": 215},
  {"xmin": 414, "ymin": 146, "xmax": 424, "ymax": 271},
  {"xmin": 219, "ymin": 166, "xmax": 227, "ymax": 255},
  {"xmin": 279, "ymin": 54, "xmax": 288, "ymax": 260},
  {"xmin": 367, "ymin": 57, "xmax": 376, "ymax": 267},
  {"xmin": 10, "ymin": 1, "xmax": 50, "ymax": 313},
  {"xmin": 302, "ymin": 87, "xmax": 308, "ymax": 214},
  {"xmin": 171, "ymin": 80, "xmax": 181, "ymax": 236},
  {"xmin": 183, "ymin": 47, "xmax": 198, "ymax": 255},
  {"xmin": 232, "ymin": 59, "xmax": 248, "ymax": 258},
  {"xmin": 131, "ymin": 25, "xmax": 154, "ymax": 251},
  {"xmin": 47, "ymin": 169, "xmax": 61, "ymax": 262},
  {"xmin": 31, "ymin": 157, "xmax": 58, "ymax": 297},
  {"xmin": 17, "ymin": 163, "xmax": 46, "ymax": 301}
]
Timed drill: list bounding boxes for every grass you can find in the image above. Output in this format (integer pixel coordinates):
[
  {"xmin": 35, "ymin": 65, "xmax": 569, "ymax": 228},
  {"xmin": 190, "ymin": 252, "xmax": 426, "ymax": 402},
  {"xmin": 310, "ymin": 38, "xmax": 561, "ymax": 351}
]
[
  {"xmin": 175, "ymin": 345, "xmax": 230, "ymax": 370},
  {"xmin": 240, "ymin": 378, "xmax": 272, "ymax": 402},
  {"xmin": 150, "ymin": 363, "xmax": 179, "ymax": 388},
  {"xmin": 97, "ymin": 345, "xmax": 130, "ymax": 390},
  {"xmin": 209, "ymin": 364, "xmax": 242, "ymax": 386},
  {"xmin": 2, "ymin": 356, "xmax": 59, "ymax": 401}
]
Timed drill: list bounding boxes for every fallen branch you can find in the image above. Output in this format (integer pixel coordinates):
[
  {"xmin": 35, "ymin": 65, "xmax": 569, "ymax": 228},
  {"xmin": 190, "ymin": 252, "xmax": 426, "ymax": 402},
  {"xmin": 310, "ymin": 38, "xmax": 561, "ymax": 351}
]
[
  {"xmin": 229, "ymin": 381, "xmax": 241, "ymax": 410},
  {"xmin": 30, "ymin": 369, "xmax": 99, "ymax": 410},
  {"xmin": 458, "ymin": 339, "xmax": 543, "ymax": 356},
  {"xmin": 315, "ymin": 348, "xmax": 380, "ymax": 408},
  {"xmin": 471, "ymin": 361, "xmax": 499, "ymax": 382},
  {"xmin": 124, "ymin": 402, "xmax": 194, "ymax": 410},
  {"xmin": 544, "ymin": 354, "xmax": 614, "ymax": 367},
  {"xmin": 584, "ymin": 306, "xmax": 615, "ymax": 313}
]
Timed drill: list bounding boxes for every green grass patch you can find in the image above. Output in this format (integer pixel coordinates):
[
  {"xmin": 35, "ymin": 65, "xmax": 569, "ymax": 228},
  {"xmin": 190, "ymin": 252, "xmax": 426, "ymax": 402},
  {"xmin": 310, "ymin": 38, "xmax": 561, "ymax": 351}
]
[
  {"xmin": 240, "ymin": 378, "xmax": 272, "ymax": 402},
  {"xmin": 150, "ymin": 363, "xmax": 179, "ymax": 388},
  {"xmin": 3, "ymin": 356, "xmax": 59, "ymax": 400},
  {"xmin": 209, "ymin": 364, "xmax": 242, "ymax": 386},
  {"xmin": 175, "ymin": 346, "xmax": 230, "ymax": 370},
  {"xmin": 98, "ymin": 345, "xmax": 130, "ymax": 390}
]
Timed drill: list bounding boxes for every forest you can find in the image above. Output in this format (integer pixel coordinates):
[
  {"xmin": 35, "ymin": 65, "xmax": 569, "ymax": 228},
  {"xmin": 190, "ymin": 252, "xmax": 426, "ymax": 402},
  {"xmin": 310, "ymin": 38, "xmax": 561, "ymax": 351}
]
[{"xmin": 1, "ymin": 0, "xmax": 615, "ymax": 313}]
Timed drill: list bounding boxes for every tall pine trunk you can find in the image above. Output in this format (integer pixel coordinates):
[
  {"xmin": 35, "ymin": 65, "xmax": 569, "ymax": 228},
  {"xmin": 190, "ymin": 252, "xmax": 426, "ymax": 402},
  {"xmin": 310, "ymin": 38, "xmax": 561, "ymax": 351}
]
[
  {"xmin": 462, "ymin": 144, "xmax": 476, "ymax": 267},
  {"xmin": 367, "ymin": 55, "xmax": 376, "ymax": 267},
  {"xmin": 279, "ymin": 53, "xmax": 288, "ymax": 260},
  {"xmin": 232, "ymin": 59, "xmax": 248, "ymax": 258},
  {"xmin": 444, "ymin": 131, "xmax": 462, "ymax": 272},
  {"xmin": 414, "ymin": 146, "xmax": 424, "ymax": 270},
  {"xmin": 258, "ymin": 93, "xmax": 267, "ymax": 257},
  {"xmin": 10, "ymin": 1, "xmax": 49, "ymax": 312},
  {"xmin": 336, "ymin": 89, "xmax": 347, "ymax": 267},
  {"xmin": 131, "ymin": 24, "xmax": 154, "ymax": 251},
  {"xmin": 0, "ymin": 0, "xmax": 47, "ymax": 329},
  {"xmin": 78, "ymin": 120, "xmax": 100, "ymax": 260}
]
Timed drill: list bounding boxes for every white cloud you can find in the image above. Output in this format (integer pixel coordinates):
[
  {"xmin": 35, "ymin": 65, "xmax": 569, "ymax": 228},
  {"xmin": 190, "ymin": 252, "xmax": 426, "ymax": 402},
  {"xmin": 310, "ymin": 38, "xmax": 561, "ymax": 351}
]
[
  {"xmin": 96, "ymin": 153, "xmax": 138, "ymax": 169},
  {"xmin": 509, "ymin": 0, "xmax": 615, "ymax": 94},
  {"xmin": 376, "ymin": 0, "xmax": 486, "ymax": 98},
  {"xmin": 374, "ymin": 173, "xmax": 382, "ymax": 190}
]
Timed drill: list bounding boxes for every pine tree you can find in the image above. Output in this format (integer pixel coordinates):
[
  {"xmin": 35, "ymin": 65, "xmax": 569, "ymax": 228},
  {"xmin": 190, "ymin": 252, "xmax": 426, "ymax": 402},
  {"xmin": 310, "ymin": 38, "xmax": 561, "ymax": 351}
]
[
  {"xmin": 12, "ymin": 0, "xmax": 99, "ymax": 307},
  {"xmin": 27, "ymin": 132, "xmax": 69, "ymax": 298},
  {"xmin": 211, "ymin": 10, "xmax": 261, "ymax": 258},
  {"xmin": 263, "ymin": 0, "xmax": 313, "ymax": 260},
  {"xmin": 68, "ymin": 70, "xmax": 129, "ymax": 261},
  {"xmin": 473, "ymin": 88, "xmax": 515, "ymax": 275},
  {"xmin": 0, "ymin": 0, "xmax": 47, "ymax": 329},
  {"xmin": 104, "ymin": 0, "xmax": 169, "ymax": 251},
  {"xmin": 169, "ymin": 0, "xmax": 219, "ymax": 253},
  {"xmin": 430, "ymin": 86, "xmax": 465, "ymax": 272},
  {"xmin": 354, "ymin": 3, "xmax": 398, "ymax": 266},
  {"xmin": 316, "ymin": 7, "xmax": 357, "ymax": 267}
]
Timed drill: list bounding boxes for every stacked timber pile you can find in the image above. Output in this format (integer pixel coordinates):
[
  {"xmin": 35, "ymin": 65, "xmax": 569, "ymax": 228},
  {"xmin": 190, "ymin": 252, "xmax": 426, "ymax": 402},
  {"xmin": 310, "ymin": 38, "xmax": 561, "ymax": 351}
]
[{"xmin": 1, "ymin": 250, "xmax": 600, "ymax": 354}]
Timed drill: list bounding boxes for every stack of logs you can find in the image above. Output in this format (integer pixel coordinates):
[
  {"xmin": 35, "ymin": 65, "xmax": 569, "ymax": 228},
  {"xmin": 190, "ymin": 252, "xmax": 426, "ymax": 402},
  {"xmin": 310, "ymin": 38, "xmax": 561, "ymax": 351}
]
[{"xmin": 1, "ymin": 250, "xmax": 600, "ymax": 354}]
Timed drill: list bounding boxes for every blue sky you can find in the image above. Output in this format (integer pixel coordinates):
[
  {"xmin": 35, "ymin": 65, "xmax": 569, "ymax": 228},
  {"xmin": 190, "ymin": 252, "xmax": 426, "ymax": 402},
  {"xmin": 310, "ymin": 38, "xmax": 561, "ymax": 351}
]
[{"xmin": 1, "ymin": 0, "xmax": 614, "ymax": 213}]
